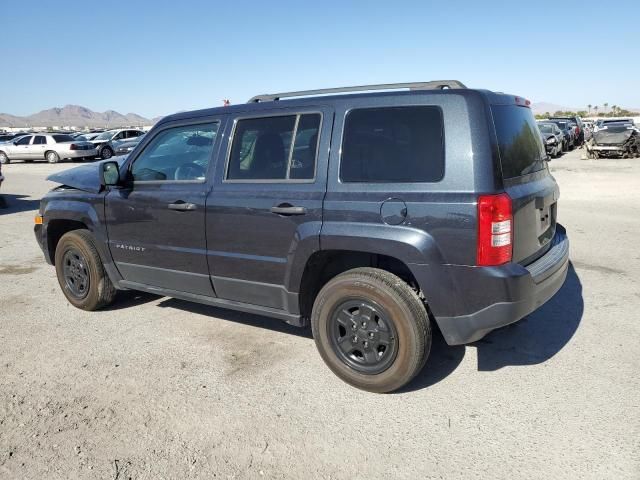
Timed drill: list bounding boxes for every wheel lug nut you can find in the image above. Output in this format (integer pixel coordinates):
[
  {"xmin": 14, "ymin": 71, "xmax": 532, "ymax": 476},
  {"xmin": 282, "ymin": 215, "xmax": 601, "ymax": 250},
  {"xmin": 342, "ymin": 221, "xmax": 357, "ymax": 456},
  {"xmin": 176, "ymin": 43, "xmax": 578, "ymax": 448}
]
[
  {"xmin": 352, "ymin": 324, "xmax": 357, "ymax": 330},
  {"xmin": 368, "ymin": 332, "xmax": 374, "ymax": 338},
  {"xmin": 361, "ymin": 321, "xmax": 367, "ymax": 327},
  {"xmin": 352, "ymin": 336, "xmax": 357, "ymax": 343},
  {"xmin": 363, "ymin": 341, "xmax": 369, "ymax": 348}
]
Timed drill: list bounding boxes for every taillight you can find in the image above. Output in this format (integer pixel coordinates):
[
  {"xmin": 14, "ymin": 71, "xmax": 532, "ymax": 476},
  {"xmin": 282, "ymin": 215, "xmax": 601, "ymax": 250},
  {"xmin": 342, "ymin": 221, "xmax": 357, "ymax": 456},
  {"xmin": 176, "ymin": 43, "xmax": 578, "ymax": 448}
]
[
  {"xmin": 477, "ymin": 193, "xmax": 513, "ymax": 266},
  {"xmin": 70, "ymin": 143, "xmax": 78, "ymax": 150}
]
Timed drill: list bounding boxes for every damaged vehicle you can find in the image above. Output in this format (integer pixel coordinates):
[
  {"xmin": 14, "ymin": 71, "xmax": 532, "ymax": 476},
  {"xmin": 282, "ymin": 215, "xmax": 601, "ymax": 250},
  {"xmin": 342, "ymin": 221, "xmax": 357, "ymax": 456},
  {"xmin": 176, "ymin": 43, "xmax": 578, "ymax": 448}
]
[
  {"xmin": 587, "ymin": 125, "xmax": 640, "ymax": 159},
  {"xmin": 537, "ymin": 122, "xmax": 564, "ymax": 157}
]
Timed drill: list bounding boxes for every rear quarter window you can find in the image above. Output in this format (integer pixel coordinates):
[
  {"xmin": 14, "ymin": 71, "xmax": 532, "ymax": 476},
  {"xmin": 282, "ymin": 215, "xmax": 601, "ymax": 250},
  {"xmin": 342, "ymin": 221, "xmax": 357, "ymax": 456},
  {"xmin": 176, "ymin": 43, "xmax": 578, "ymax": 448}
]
[
  {"xmin": 340, "ymin": 106, "xmax": 444, "ymax": 183},
  {"xmin": 491, "ymin": 105, "xmax": 547, "ymax": 179}
]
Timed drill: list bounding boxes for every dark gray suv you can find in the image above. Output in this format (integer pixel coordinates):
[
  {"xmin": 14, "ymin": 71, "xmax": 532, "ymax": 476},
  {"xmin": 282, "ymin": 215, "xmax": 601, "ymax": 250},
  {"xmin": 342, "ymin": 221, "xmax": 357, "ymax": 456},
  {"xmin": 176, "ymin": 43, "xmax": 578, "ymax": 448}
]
[{"xmin": 35, "ymin": 81, "xmax": 569, "ymax": 392}]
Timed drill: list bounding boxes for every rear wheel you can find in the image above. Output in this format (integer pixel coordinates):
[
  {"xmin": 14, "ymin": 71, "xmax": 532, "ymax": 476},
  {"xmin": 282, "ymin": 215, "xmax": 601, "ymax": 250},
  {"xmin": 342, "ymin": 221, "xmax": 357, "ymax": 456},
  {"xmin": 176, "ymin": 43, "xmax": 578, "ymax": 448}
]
[
  {"xmin": 46, "ymin": 151, "xmax": 60, "ymax": 163},
  {"xmin": 54, "ymin": 230, "xmax": 117, "ymax": 311},
  {"xmin": 311, "ymin": 267, "xmax": 431, "ymax": 393}
]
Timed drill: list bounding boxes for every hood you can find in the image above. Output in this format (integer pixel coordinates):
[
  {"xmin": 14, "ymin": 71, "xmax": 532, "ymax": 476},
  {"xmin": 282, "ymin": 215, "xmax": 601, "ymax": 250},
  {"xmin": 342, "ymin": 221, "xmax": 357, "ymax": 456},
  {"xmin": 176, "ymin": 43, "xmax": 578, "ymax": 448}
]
[
  {"xmin": 593, "ymin": 127, "xmax": 633, "ymax": 146},
  {"xmin": 47, "ymin": 157, "xmax": 127, "ymax": 193}
]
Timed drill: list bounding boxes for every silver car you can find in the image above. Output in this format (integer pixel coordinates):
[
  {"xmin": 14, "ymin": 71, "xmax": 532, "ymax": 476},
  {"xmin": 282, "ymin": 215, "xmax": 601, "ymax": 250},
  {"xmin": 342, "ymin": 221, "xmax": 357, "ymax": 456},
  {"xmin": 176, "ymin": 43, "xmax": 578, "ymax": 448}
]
[
  {"xmin": 90, "ymin": 129, "xmax": 145, "ymax": 159},
  {"xmin": 0, "ymin": 133, "xmax": 98, "ymax": 164}
]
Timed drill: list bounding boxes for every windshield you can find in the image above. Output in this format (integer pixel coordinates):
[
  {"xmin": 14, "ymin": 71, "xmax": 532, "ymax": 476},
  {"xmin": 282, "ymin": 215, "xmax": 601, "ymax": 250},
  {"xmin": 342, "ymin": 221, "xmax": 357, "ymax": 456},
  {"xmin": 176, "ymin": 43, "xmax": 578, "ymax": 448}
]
[
  {"xmin": 492, "ymin": 105, "xmax": 547, "ymax": 178},
  {"xmin": 94, "ymin": 131, "xmax": 115, "ymax": 141},
  {"xmin": 538, "ymin": 124, "xmax": 554, "ymax": 134}
]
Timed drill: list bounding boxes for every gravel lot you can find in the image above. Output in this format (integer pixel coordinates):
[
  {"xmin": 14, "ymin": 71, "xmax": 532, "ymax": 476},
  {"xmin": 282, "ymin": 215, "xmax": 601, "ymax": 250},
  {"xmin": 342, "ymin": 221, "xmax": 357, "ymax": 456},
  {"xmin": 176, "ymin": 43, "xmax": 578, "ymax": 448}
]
[{"xmin": 0, "ymin": 150, "xmax": 638, "ymax": 479}]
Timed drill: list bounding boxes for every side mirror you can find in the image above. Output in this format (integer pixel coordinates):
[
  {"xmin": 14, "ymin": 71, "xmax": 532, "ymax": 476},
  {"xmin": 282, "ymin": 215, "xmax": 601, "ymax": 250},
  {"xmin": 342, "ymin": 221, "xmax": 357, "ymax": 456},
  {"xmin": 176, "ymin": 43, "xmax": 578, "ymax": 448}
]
[{"xmin": 101, "ymin": 161, "xmax": 120, "ymax": 186}]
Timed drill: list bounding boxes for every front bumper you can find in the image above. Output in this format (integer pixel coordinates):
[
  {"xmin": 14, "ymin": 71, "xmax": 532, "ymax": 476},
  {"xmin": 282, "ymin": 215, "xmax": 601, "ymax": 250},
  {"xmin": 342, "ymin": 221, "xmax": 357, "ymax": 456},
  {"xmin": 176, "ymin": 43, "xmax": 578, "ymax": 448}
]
[{"xmin": 420, "ymin": 225, "xmax": 569, "ymax": 345}]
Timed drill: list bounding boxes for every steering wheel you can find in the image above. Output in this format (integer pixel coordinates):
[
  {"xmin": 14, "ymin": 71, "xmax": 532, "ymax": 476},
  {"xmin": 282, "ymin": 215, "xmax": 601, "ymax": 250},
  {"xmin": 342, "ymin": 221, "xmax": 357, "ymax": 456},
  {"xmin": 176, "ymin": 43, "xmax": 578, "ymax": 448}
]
[{"xmin": 174, "ymin": 162, "xmax": 206, "ymax": 181}]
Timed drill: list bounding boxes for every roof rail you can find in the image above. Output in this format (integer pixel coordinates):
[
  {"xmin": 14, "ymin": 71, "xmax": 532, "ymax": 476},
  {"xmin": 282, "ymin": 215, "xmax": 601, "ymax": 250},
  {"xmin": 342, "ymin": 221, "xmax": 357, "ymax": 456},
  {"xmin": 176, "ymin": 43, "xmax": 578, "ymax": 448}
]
[{"xmin": 247, "ymin": 80, "xmax": 467, "ymax": 103}]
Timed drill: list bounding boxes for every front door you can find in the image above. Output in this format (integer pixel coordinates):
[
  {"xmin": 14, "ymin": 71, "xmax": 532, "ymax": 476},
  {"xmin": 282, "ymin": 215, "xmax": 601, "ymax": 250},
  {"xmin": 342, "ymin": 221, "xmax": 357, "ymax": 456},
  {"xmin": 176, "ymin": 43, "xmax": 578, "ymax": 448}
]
[
  {"xmin": 105, "ymin": 118, "xmax": 224, "ymax": 296},
  {"xmin": 206, "ymin": 108, "xmax": 332, "ymax": 311},
  {"xmin": 31, "ymin": 135, "xmax": 47, "ymax": 160},
  {"xmin": 12, "ymin": 135, "xmax": 33, "ymax": 160}
]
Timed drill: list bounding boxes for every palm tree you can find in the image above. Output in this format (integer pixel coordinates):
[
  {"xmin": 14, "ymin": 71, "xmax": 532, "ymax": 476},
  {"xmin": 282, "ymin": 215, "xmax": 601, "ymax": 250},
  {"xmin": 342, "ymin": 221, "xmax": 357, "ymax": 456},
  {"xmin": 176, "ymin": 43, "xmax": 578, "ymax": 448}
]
[
  {"xmin": 594, "ymin": 106, "xmax": 599, "ymax": 116},
  {"xmin": 611, "ymin": 105, "xmax": 618, "ymax": 116},
  {"xmin": 587, "ymin": 104, "xmax": 592, "ymax": 114},
  {"xmin": 604, "ymin": 103, "xmax": 609, "ymax": 114}
]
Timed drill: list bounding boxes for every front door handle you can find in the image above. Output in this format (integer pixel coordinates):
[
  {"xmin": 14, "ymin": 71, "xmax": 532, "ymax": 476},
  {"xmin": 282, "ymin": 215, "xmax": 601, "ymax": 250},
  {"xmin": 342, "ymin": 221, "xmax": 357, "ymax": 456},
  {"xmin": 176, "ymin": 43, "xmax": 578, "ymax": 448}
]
[
  {"xmin": 270, "ymin": 204, "xmax": 307, "ymax": 216},
  {"xmin": 168, "ymin": 201, "xmax": 196, "ymax": 211}
]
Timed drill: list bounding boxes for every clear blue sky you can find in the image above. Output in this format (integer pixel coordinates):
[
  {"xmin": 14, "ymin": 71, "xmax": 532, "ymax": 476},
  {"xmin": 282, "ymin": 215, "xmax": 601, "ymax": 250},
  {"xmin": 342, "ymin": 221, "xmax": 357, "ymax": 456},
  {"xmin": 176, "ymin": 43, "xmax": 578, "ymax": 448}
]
[{"xmin": 2, "ymin": 0, "xmax": 639, "ymax": 117}]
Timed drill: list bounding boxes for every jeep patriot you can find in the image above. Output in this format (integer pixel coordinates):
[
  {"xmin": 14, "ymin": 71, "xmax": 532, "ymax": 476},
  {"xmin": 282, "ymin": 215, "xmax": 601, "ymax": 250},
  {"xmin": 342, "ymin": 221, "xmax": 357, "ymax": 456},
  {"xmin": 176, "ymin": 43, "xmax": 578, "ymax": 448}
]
[{"xmin": 35, "ymin": 81, "xmax": 570, "ymax": 392}]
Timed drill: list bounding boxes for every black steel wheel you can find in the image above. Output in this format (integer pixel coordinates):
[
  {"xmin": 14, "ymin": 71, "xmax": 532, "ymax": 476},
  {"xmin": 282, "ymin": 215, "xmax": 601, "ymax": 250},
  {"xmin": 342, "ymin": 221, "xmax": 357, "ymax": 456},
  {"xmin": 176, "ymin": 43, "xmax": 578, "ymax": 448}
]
[
  {"xmin": 328, "ymin": 299, "xmax": 399, "ymax": 375},
  {"xmin": 312, "ymin": 267, "xmax": 431, "ymax": 393},
  {"xmin": 62, "ymin": 247, "xmax": 90, "ymax": 299},
  {"xmin": 55, "ymin": 230, "xmax": 116, "ymax": 310}
]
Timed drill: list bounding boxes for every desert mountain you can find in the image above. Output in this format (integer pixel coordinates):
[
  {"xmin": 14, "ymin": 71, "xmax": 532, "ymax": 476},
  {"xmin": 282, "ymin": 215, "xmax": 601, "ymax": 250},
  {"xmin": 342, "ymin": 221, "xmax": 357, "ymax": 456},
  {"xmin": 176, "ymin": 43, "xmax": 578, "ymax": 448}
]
[{"xmin": 0, "ymin": 105, "xmax": 155, "ymax": 127}]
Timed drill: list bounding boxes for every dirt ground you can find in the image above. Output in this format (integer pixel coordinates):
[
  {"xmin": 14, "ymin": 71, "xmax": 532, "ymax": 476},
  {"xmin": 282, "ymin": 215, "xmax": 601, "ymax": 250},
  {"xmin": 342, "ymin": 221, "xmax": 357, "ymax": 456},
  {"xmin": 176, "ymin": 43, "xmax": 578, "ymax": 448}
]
[{"xmin": 0, "ymin": 149, "xmax": 638, "ymax": 479}]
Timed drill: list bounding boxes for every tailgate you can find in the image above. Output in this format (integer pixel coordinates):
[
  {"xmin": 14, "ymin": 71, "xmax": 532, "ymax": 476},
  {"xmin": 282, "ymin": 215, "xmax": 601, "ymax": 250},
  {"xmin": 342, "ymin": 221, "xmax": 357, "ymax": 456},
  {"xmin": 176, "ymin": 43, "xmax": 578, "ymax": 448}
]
[{"xmin": 505, "ymin": 175, "xmax": 559, "ymax": 264}]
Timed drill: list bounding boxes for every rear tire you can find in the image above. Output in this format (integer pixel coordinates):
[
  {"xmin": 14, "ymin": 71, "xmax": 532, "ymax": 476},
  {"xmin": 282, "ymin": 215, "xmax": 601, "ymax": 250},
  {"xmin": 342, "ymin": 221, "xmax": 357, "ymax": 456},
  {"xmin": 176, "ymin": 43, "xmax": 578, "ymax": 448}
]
[
  {"xmin": 46, "ymin": 151, "xmax": 60, "ymax": 163},
  {"xmin": 54, "ymin": 230, "xmax": 117, "ymax": 311},
  {"xmin": 311, "ymin": 267, "xmax": 431, "ymax": 393}
]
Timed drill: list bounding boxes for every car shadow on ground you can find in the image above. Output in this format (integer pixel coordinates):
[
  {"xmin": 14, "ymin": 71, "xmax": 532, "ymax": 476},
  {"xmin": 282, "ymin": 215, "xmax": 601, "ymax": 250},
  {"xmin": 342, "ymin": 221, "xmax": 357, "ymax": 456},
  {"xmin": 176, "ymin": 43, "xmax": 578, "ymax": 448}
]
[
  {"xmin": 400, "ymin": 262, "xmax": 583, "ymax": 392},
  {"xmin": 472, "ymin": 262, "xmax": 583, "ymax": 371},
  {"xmin": 157, "ymin": 297, "xmax": 313, "ymax": 339},
  {"xmin": 111, "ymin": 263, "xmax": 583, "ymax": 391},
  {"xmin": 0, "ymin": 194, "xmax": 40, "ymax": 214}
]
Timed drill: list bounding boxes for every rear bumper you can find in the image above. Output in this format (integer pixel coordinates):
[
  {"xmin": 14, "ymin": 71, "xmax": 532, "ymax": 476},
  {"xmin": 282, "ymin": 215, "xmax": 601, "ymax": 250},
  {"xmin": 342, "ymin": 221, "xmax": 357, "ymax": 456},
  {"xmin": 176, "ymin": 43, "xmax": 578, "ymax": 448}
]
[
  {"xmin": 60, "ymin": 148, "xmax": 98, "ymax": 159},
  {"xmin": 416, "ymin": 225, "xmax": 569, "ymax": 345}
]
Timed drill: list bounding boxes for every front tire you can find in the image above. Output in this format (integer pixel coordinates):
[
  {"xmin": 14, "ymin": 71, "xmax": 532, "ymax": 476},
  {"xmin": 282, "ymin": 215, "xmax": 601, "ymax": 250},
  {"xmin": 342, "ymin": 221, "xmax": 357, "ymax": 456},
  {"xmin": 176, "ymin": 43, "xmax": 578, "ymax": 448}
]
[
  {"xmin": 0, "ymin": 151, "xmax": 9, "ymax": 164},
  {"xmin": 100, "ymin": 147, "xmax": 113, "ymax": 159},
  {"xmin": 54, "ymin": 230, "xmax": 117, "ymax": 311},
  {"xmin": 311, "ymin": 267, "xmax": 431, "ymax": 393}
]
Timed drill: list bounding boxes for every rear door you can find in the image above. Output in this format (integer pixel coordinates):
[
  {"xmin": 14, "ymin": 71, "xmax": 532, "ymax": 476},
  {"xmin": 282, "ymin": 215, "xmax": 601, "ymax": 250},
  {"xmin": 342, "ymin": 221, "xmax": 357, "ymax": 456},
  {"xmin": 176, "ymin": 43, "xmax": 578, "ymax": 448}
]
[
  {"xmin": 205, "ymin": 107, "xmax": 331, "ymax": 310},
  {"xmin": 491, "ymin": 102, "xmax": 559, "ymax": 264},
  {"xmin": 32, "ymin": 135, "xmax": 48, "ymax": 160},
  {"xmin": 105, "ymin": 118, "xmax": 225, "ymax": 296}
]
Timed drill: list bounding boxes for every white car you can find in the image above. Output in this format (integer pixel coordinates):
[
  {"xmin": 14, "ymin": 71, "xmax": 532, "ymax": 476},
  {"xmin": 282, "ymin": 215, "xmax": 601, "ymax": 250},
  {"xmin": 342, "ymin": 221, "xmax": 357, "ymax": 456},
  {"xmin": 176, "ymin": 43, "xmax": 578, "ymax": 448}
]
[{"xmin": 0, "ymin": 133, "xmax": 98, "ymax": 164}]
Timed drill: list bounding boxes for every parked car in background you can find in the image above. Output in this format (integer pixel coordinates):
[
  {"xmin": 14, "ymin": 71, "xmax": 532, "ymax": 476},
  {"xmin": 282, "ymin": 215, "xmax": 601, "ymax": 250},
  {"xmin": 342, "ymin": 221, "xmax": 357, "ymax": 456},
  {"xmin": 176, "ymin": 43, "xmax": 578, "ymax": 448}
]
[
  {"xmin": 0, "ymin": 132, "xmax": 30, "ymax": 143},
  {"xmin": 114, "ymin": 134, "xmax": 145, "ymax": 156},
  {"xmin": 549, "ymin": 116, "xmax": 584, "ymax": 146},
  {"xmin": 0, "ymin": 133, "xmax": 97, "ymax": 164},
  {"xmin": 537, "ymin": 122, "xmax": 563, "ymax": 157},
  {"xmin": 89, "ymin": 129, "xmax": 145, "ymax": 159},
  {"xmin": 587, "ymin": 124, "xmax": 640, "ymax": 158},
  {"xmin": 548, "ymin": 120, "xmax": 575, "ymax": 151}
]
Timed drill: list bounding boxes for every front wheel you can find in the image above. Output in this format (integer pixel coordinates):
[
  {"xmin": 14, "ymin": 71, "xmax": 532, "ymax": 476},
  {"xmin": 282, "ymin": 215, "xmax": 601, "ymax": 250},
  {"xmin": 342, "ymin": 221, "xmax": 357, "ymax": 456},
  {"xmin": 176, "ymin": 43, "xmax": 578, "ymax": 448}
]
[
  {"xmin": 0, "ymin": 152, "xmax": 9, "ymax": 164},
  {"xmin": 54, "ymin": 230, "xmax": 117, "ymax": 311},
  {"xmin": 100, "ymin": 147, "xmax": 113, "ymax": 159},
  {"xmin": 311, "ymin": 267, "xmax": 431, "ymax": 393}
]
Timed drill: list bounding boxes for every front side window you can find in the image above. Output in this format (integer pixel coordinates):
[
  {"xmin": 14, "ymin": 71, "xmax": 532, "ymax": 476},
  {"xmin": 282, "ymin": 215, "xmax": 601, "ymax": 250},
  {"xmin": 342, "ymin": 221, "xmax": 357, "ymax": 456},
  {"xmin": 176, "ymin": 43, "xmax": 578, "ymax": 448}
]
[
  {"xmin": 16, "ymin": 136, "xmax": 32, "ymax": 145},
  {"xmin": 131, "ymin": 123, "xmax": 218, "ymax": 181},
  {"xmin": 340, "ymin": 106, "xmax": 445, "ymax": 183},
  {"xmin": 226, "ymin": 113, "xmax": 321, "ymax": 181}
]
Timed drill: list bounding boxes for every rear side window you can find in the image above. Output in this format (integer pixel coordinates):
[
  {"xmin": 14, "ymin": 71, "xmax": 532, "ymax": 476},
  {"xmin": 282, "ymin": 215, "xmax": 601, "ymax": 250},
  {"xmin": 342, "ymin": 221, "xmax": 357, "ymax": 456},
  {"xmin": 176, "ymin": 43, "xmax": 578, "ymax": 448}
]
[
  {"xmin": 340, "ymin": 106, "xmax": 444, "ymax": 183},
  {"xmin": 491, "ymin": 105, "xmax": 546, "ymax": 178},
  {"xmin": 33, "ymin": 136, "xmax": 47, "ymax": 145},
  {"xmin": 226, "ymin": 113, "xmax": 321, "ymax": 181},
  {"xmin": 52, "ymin": 134, "xmax": 74, "ymax": 142}
]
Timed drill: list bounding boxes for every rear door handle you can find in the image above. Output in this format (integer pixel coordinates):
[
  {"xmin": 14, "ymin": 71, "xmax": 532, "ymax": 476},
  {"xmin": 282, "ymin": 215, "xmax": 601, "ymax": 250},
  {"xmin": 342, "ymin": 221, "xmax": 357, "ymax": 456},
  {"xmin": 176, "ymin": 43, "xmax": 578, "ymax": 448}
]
[
  {"xmin": 168, "ymin": 201, "xmax": 196, "ymax": 211},
  {"xmin": 270, "ymin": 204, "xmax": 307, "ymax": 216}
]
